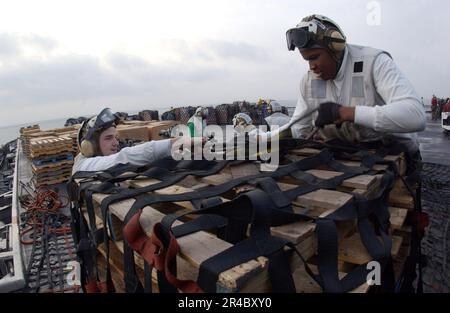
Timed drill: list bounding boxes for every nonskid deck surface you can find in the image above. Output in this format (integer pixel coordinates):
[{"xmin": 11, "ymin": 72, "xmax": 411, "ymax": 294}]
[{"xmin": 17, "ymin": 144, "xmax": 80, "ymax": 293}]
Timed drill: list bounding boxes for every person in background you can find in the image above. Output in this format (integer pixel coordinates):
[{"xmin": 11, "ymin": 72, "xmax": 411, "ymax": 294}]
[
  {"xmin": 431, "ymin": 95, "xmax": 438, "ymax": 120},
  {"xmin": 443, "ymin": 98, "xmax": 450, "ymax": 113},
  {"xmin": 187, "ymin": 107, "xmax": 208, "ymax": 137},
  {"xmin": 264, "ymin": 100, "xmax": 291, "ymax": 130}
]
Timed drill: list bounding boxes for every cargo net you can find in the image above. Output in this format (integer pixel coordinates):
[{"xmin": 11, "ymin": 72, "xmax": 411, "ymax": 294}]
[
  {"xmin": 420, "ymin": 162, "xmax": 450, "ymax": 292},
  {"xmin": 69, "ymin": 139, "xmax": 418, "ymax": 293}
]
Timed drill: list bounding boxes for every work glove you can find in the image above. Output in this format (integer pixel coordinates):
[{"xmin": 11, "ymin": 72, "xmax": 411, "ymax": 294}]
[{"xmin": 314, "ymin": 102, "xmax": 342, "ymax": 128}]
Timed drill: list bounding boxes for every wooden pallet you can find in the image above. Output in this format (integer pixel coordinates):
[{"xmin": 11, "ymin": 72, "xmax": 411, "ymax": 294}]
[
  {"xmin": 78, "ymin": 151, "xmax": 412, "ymax": 293},
  {"xmin": 25, "ymin": 130, "xmax": 78, "ymax": 190},
  {"xmin": 31, "ymin": 163, "xmax": 73, "ymax": 175},
  {"xmin": 32, "ymin": 153, "xmax": 74, "ymax": 166},
  {"xmin": 33, "ymin": 167, "xmax": 73, "ymax": 180},
  {"xmin": 147, "ymin": 121, "xmax": 178, "ymax": 140},
  {"xmin": 288, "ymin": 148, "xmax": 407, "ymax": 176},
  {"xmin": 289, "ymin": 148, "xmax": 414, "ymax": 278},
  {"xmin": 30, "ymin": 135, "xmax": 73, "ymax": 146},
  {"xmin": 32, "ymin": 159, "xmax": 74, "ymax": 171},
  {"xmin": 20, "ymin": 124, "xmax": 40, "ymax": 134},
  {"xmin": 116, "ymin": 120, "xmax": 178, "ymax": 142},
  {"xmin": 20, "ymin": 125, "xmax": 41, "ymax": 157},
  {"xmin": 117, "ymin": 125, "xmax": 150, "ymax": 142},
  {"xmin": 20, "ymin": 125, "xmax": 79, "ymax": 158},
  {"xmin": 33, "ymin": 174, "xmax": 72, "ymax": 187}
]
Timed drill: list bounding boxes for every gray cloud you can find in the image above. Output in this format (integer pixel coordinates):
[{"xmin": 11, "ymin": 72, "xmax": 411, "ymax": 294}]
[
  {"xmin": 0, "ymin": 55, "xmax": 130, "ymax": 105},
  {"xmin": 106, "ymin": 52, "xmax": 228, "ymax": 84},
  {"xmin": 0, "ymin": 33, "xmax": 58, "ymax": 59},
  {"xmin": 24, "ymin": 33, "xmax": 59, "ymax": 52},
  {"xmin": 0, "ymin": 46, "xmax": 232, "ymax": 126},
  {"xmin": 1, "ymin": 0, "xmax": 450, "ymax": 127},
  {"xmin": 204, "ymin": 40, "xmax": 270, "ymax": 62},
  {"xmin": 0, "ymin": 33, "xmax": 20, "ymax": 57},
  {"xmin": 167, "ymin": 38, "xmax": 271, "ymax": 63}
]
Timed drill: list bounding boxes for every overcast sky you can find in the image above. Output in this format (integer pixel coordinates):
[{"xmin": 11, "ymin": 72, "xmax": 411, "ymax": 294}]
[{"xmin": 0, "ymin": 0, "xmax": 449, "ymax": 126}]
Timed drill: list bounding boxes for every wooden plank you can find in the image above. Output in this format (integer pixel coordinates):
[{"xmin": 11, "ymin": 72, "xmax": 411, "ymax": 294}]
[
  {"xmin": 200, "ymin": 174, "xmax": 354, "ymax": 215},
  {"xmin": 294, "ymin": 189, "xmax": 352, "ymax": 216},
  {"xmin": 229, "ymin": 163, "xmax": 260, "ymax": 179},
  {"xmin": 126, "ymin": 177, "xmax": 322, "ymax": 290},
  {"xmin": 96, "ymin": 249, "xmax": 126, "ymax": 292},
  {"xmin": 31, "ymin": 159, "xmax": 74, "ymax": 170},
  {"xmin": 90, "ymin": 193, "xmax": 272, "ymax": 292},
  {"xmin": 293, "ymin": 264, "xmax": 370, "ymax": 293},
  {"xmin": 80, "ymin": 160, "xmax": 400, "ymax": 293},
  {"xmin": 129, "ymin": 178, "xmax": 229, "ymax": 210},
  {"xmin": 338, "ymin": 160, "xmax": 388, "ymax": 172},
  {"xmin": 229, "ymin": 163, "xmax": 259, "ymax": 193},
  {"xmin": 147, "ymin": 121, "xmax": 177, "ymax": 140},
  {"xmin": 89, "ymin": 188, "xmax": 317, "ymax": 292},
  {"xmin": 235, "ymin": 235, "xmax": 316, "ymax": 293},
  {"xmin": 338, "ymin": 233, "xmax": 403, "ymax": 265},
  {"xmin": 290, "ymin": 148, "xmax": 322, "ymax": 156},
  {"xmin": 201, "ymin": 173, "xmax": 232, "ymax": 186},
  {"xmin": 117, "ymin": 125, "xmax": 149, "ymax": 142},
  {"xmin": 289, "ymin": 148, "xmax": 403, "ymax": 174},
  {"xmin": 305, "ymin": 169, "xmax": 376, "ymax": 190},
  {"xmin": 389, "ymin": 207, "xmax": 408, "ymax": 230},
  {"xmin": 271, "ymin": 221, "xmax": 315, "ymax": 245},
  {"xmin": 202, "ymin": 168, "xmax": 375, "ymax": 193},
  {"xmin": 389, "ymin": 190, "xmax": 414, "ymax": 209},
  {"xmin": 384, "ymin": 155, "xmax": 406, "ymax": 176}
]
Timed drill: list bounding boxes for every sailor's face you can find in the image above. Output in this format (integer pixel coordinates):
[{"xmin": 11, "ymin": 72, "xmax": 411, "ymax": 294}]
[
  {"xmin": 99, "ymin": 127, "xmax": 119, "ymax": 156},
  {"xmin": 300, "ymin": 48, "xmax": 337, "ymax": 81}
]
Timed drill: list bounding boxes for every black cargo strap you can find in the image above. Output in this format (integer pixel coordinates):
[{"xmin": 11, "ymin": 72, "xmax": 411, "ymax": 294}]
[
  {"xmin": 159, "ymin": 189, "xmax": 297, "ymax": 292},
  {"xmin": 116, "ymin": 149, "xmax": 395, "ymax": 292},
  {"xmin": 70, "ymin": 158, "xmax": 230, "ymax": 292},
  {"xmin": 152, "ymin": 168, "xmax": 394, "ymax": 292},
  {"xmin": 71, "ymin": 141, "xmax": 404, "ymax": 293},
  {"xmin": 69, "ymin": 159, "xmax": 227, "ymax": 292},
  {"xmin": 116, "ymin": 151, "xmax": 331, "ymax": 292}
]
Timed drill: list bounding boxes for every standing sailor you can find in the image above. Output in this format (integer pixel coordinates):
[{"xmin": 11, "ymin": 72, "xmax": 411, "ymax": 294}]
[
  {"xmin": 187, "ymin": 107, "xmax": 208, "ymax": 137},
  {"xmin": 285, "ymin": 14, "xmax": 425, "ymax": 158},
  {"xmin": 264, "ymin": 100, "xmax": 290, "ymax": 130}
]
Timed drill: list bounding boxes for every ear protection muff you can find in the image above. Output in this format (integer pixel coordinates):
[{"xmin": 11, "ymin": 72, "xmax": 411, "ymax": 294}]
[
  {"xmin": 80, "ymin": 139, "xmax": 95, "ymax": 158},
  {"xmin": 77, "ymin": 117, "xmax": 99, "ymax": 157},
  {"xmin": 325, "ymin": 29, "xmax": 346, "ymax": 52},
  {"xmin": 299, "ymin": 14, "xmax": 346, "ymax": 54}
]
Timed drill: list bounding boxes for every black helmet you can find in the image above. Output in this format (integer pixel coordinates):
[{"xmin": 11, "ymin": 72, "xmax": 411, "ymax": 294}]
[{"xmin": 77, "ymin": 108, "xmax": 120, "ymax": 157}]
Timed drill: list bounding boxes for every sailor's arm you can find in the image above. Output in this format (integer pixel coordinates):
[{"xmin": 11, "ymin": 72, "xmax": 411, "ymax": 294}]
[
  {"xmin": 74, "ymin": 139, "xmax": 173, "ymax": 172},
  {"xmin": 352, "ymin": 53, "xmax": 426, "ymax": 133}
]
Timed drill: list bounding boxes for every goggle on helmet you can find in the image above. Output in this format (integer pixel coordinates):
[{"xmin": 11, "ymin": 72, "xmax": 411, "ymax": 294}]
[
  {"xmin": 77, "ymin": 108, "xmax": 120, "ymax": 147},
  {"xmin": 286, "ymin": 14, "xmax": 346, "ymax": 53}
]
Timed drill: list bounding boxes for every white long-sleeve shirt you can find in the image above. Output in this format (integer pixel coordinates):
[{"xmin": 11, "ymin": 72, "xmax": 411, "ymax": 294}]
[
  {"xmin": 72, "ymin": 139, "xmax": 172, "ymax": 174},
  {"xmin": 290, "ymin": 48, "xmax": 426, "ymax": 152}
]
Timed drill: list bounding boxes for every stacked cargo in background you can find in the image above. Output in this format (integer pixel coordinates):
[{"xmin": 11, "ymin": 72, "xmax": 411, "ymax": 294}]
[
  {"xmin": 160, "ymin": 101, "xmax": 289, "ymax": 126},
  {"xmin": 116, "ymin": 120, "xmax": 178, "ymax": 142},
  {"xmin": 20, "ymin": 125, "xmax": 80, "ymax": 188}
]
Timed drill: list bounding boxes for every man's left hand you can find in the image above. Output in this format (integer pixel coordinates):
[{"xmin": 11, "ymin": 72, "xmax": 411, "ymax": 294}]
[
  {"xmin": 314, "ymin": 102, "xmax": 342, "ymax": 127},
  {"xmin": 314, "ymin": 102, "xmax": 355, "ymax": 127}
]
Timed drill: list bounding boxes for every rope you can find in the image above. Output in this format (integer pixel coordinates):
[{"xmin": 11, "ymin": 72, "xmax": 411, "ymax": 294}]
[{"xmin": 20, "ymin": 188, "xmax": 71, "ymax": 245}]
